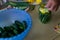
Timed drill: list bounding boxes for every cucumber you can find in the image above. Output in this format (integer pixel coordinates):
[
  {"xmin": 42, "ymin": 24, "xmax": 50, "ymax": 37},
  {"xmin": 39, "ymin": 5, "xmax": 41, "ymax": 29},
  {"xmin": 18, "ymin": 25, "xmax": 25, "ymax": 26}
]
[
  {"xmin": 7, "ymin": 33, "xmax": 14, "ymax": 37},
  {"xmin": 5, "ymin": 1, "xmax": 35, "ymax": 10},
  {"xmin": 0, "ymin": 27, "xmax": 4, "ymax": 37},
  {"xmin": 9, "ymin": 1, "xmax": 29, "ymax": 8},
  {"xmin": 9, "ymin": 26, "xmax": 19, "ymax": 35},
  {"xmin": 1, "ymin": 31, "xmax": 8, "ymax": 38},
  {"xmin": 4, "ymin": 27, "xmax": 14, "ymax": 37},
  {"xmin": 18, "ymin": 6, "xmax": 27, "ymax": 10},
  {"xmin": 0, "ymin": 20, "xmax": 27, "ymax": 38},
  {"xmin": 10, "ymin": 24, "xmax": 18, "ymax": 30},
  {"xmin": 15, "ymin": 20, "xmax": 26, "ymax": 33},
  {"xmin": 23, "ymin": 21, "xmax": 27, "ymax": 29},
  {"xmin": 29, "ymin": 5, "xmax": 35, "ymax": 11},
  {"xmin": 4, "ymin": 26, "xmax": 11, "ymax": 32},
  {"xmin": 4, "ymin": 1, "xmax": 30, "ymax": 10}
]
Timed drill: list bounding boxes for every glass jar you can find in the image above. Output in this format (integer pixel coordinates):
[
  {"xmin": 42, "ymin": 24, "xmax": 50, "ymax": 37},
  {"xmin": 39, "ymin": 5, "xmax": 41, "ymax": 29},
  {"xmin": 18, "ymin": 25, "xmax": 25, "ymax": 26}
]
[{"xmin": 39, "ymin": 3, "xmax": 51, "ymax": 24}]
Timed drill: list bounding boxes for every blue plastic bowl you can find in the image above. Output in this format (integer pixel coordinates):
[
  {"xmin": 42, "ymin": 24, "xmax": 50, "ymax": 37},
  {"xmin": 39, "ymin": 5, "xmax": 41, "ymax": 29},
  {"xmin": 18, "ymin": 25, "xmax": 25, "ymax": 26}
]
[{"xmin": 0, "ymin": 8, "xmax": 32, "ymax": 40}]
